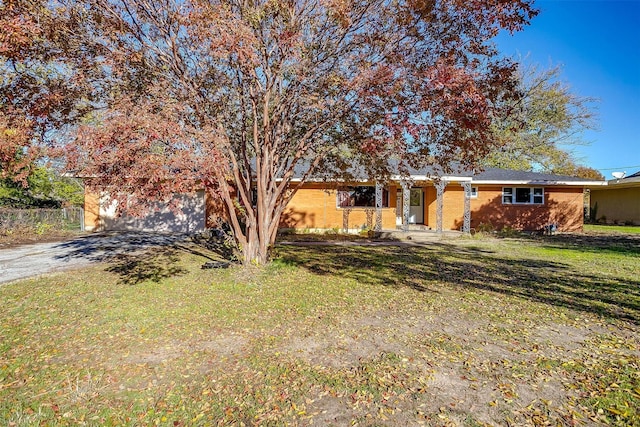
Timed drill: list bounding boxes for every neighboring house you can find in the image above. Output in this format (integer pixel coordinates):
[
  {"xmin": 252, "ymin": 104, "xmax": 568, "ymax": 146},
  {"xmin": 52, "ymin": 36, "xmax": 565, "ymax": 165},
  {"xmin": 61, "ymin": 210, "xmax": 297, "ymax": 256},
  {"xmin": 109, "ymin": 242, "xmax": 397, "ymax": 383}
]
[
  {"xmin": 589, "ymin": 171, "xmax": 640, "ymax": 225},
  {"xmin": 84, "ymin": 167, "xmax": 605, "ymax": 234}
]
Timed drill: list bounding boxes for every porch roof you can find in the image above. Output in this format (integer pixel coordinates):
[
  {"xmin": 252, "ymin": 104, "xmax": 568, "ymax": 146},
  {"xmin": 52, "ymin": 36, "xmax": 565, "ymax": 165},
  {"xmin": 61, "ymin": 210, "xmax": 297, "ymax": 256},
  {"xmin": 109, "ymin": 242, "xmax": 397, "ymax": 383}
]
[{"xmin": 289, "ymin": 162, "xmax": 606, "ymax": 187}]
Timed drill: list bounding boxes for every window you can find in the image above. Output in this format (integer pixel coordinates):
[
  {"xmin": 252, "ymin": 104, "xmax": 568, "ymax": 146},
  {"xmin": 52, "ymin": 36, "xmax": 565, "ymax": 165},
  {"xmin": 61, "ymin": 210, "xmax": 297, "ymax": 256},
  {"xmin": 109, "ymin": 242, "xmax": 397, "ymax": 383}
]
[
  {"xmin": 515, "ymin": 187, "xmax": 531, "ymax": 203},
  {"xmin": 410, "ymin": 188, "xmax": 422, "ymax": 206},
  {"xmin": 470, "ymin": 187, "xmax": 478, "ymax": 198},
  {"xmin": 533, "ymin": 187, "xmax": 544, "ymax": 204},
  {"xmin": 502, "ymin": 187, "xmax": 544, "ymax": 205},
  {"xmin": 337, "ymin": 186, "xmax": 389, "ymax": 208},
  {"xmin": 502, "ymin": 187, "xmax": 513, "ymax": 204}
]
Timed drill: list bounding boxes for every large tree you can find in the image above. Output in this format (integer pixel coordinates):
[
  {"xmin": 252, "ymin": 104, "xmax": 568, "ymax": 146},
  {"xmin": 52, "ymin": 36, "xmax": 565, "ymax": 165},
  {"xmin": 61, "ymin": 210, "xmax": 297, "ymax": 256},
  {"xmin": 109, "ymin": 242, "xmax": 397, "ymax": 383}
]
[
  {"xmin": 0, "ymin": 0, "xmax": 104, "ymax": 185},
  {"xmin": 7, "ymin": 0, "xmax": 537, "ymax": 264},
  {"xmin": 485, "ymin": 64, "xmax": 602, "ymax": 178}
]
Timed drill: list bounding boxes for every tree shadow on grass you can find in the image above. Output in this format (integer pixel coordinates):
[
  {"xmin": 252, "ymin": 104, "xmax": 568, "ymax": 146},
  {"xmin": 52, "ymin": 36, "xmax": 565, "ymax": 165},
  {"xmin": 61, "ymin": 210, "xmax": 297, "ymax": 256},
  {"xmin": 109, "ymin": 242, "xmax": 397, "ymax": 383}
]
[
  {"xmin": 105, "ymin": 239, "xmax": 239, "ymax": 285},
  {"xmin": 54, "ymin": 232, "xmax": 192, "ymax": 263},
  {"xmin": 276, "ymin": 242, "xmax": 640, "ymax": 324},
  {"xmin": 105, "ymin": 247, "xmax": 189, "ymax": 286},
  {"xmin": 54, "ymin": 232, "xmax": 233, "ymax": 285}
]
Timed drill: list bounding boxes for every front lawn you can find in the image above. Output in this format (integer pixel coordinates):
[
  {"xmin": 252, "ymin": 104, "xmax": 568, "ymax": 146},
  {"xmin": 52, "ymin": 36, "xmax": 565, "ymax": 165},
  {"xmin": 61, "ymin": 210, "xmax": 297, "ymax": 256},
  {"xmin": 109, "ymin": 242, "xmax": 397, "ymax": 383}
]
[
  {"xmin": 1, "ymin": 234, "xmax": 639, "ymax": 426},
  {"xmin": 584, "ymin": 223, "xmax": 640, "ymax": 234}
]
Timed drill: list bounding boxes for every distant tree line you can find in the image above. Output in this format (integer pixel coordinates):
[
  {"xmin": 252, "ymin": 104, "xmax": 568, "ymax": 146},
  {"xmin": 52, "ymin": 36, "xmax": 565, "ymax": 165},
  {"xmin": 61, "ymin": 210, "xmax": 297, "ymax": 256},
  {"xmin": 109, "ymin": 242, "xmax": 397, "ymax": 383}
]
[{"xmin": 0, "ymin": 166, "xmax": 83, "ymax": 208}]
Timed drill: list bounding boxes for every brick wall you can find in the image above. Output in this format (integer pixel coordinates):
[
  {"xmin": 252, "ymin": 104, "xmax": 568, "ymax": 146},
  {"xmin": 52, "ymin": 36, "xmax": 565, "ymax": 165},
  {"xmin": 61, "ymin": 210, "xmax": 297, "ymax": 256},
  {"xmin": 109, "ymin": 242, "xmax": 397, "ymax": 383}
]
[
  {"xmin": 463, "ymin": 185, "xmax": 585, "ymax": 232},
  {"xmin": 424, "ymin": 185, "xmax": 466, "ymax": 230},
  {"xmin": 284, "ymin": 183, "xmax": 585, "ymax": 232},
  {"xmin": 282, "ymin": 183, "xmax": 397, "ymax": 230},
  {"xmin": 205, "ymin": 190, "xmax": 231, "ymax": 228},
  {"xmin": 87, "ymin": 182, "xmax": 587, "ymax": 233},
  {"xmin": 204, "ymin": 183, "xmax": 397, "ymax": 231}
]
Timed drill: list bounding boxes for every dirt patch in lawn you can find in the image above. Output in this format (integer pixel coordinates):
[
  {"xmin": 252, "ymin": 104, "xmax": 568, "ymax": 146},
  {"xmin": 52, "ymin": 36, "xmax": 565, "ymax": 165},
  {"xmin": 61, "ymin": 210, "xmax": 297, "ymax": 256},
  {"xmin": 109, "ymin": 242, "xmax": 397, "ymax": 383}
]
[
  {"xmin": 282, "ymin": 305, "xmax": 614, "ymax": 426},
  {"xmin": 123, "ymin": 332, "xmax": 250, "ymax": 367},
  {"xmin": 0, "ymin": 231, "xmax": 81, "ymax": 248}
]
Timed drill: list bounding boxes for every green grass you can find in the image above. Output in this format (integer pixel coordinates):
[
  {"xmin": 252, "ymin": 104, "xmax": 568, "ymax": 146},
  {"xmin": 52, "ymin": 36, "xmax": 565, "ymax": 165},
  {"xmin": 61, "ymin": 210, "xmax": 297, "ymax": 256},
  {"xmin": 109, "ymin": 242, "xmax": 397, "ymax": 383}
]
[
  {"xmin": 585, "ymin": 223, "xmax": 640, "ymax": 234},
  {"xmin": 1, "ymin": 235, "xmax": 639, "ymax": 426}
]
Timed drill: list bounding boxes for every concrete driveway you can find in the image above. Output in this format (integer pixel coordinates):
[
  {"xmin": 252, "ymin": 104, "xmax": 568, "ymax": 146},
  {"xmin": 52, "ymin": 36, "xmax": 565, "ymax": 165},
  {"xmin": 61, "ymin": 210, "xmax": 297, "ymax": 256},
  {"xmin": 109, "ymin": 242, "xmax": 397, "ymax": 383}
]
[{"xmin": 0, "ymin": 232, "xmax": 190, "ymax": 285}]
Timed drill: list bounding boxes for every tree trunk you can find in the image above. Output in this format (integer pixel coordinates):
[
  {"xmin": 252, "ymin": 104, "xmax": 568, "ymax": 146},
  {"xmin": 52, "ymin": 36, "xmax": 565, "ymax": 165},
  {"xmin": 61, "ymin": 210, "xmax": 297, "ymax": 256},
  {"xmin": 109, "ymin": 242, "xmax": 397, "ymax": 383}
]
[
  {"xmin": 237, "ymin": 202, "xmax": 283, "ymax": 266},
  {"xmin": 241, "ymin": 223, "xmax": 274, "ymax": 265},
  {"xmin": 242, "ymin": 233, "xmax": 271, "ymax": 265}
]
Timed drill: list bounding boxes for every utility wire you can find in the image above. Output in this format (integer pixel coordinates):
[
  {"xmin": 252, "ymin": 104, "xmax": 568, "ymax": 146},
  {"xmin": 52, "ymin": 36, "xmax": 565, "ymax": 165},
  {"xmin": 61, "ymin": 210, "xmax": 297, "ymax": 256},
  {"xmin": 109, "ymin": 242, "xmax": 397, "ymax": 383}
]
[{"xmin": 596, "ymin": 165, "xmax": 640, "ymax": 171}]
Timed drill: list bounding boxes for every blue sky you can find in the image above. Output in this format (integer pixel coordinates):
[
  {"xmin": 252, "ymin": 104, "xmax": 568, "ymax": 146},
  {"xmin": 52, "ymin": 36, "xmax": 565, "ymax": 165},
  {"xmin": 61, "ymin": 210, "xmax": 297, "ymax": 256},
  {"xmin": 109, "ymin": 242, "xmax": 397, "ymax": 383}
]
[{"xmin": 495, "ymin": 0, "xmax": 640, "ymax": 179}]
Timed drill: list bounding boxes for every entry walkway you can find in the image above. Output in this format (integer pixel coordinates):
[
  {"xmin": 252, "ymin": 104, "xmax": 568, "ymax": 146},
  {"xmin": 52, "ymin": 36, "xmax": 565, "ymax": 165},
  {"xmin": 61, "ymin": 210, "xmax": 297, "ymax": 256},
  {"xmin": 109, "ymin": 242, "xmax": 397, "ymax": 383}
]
[
  {"xmin": 376, "ymin": 229, "xmax": 464, "ymax": 242},
  {"xmin": 279, "ymin": 229, "xmax": 463, "ymax": 246}
]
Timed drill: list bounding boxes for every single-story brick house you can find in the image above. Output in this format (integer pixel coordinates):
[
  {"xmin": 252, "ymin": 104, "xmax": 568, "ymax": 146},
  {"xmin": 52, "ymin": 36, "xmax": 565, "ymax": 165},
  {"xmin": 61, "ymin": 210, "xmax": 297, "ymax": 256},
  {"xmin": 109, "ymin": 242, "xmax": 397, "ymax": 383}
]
[
  {"xmin": 589, "ymin": 171, "xmax": 640, "ymax": 225},
  {"xmin": 281, "ymin": 167, "xmax": 605, "ymax": 233},
  {"xmin": 84, "ymin": 167, "xmax": 605, "ymax": 234}
]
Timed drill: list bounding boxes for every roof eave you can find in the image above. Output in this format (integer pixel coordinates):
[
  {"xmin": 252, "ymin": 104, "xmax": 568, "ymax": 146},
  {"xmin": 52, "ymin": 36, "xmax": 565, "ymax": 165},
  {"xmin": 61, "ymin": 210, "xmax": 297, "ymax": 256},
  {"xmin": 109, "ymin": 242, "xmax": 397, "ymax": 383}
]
[
  {"xmin": 389, "ymin": 175, "xmax": 473, "ymax": 182},
  {"xmin": 471, "ymin": 180, "xmax": 606, "ymax": 186}
]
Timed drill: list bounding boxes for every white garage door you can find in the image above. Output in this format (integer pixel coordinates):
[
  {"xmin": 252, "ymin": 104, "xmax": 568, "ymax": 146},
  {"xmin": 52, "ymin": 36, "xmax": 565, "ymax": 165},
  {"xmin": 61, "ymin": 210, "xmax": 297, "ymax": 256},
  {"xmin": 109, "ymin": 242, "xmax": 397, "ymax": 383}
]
[{"xmin": 100, "ymin": 191, "xmax": 206, "ymax": 233}]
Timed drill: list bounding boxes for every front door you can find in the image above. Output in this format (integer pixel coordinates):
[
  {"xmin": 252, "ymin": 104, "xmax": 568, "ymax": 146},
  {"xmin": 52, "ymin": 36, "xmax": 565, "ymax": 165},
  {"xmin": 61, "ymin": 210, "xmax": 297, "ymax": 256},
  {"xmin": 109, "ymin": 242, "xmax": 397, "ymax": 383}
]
[{"xmin": 409, "ymin": 188, "xmax": 424, "ymax": 224}]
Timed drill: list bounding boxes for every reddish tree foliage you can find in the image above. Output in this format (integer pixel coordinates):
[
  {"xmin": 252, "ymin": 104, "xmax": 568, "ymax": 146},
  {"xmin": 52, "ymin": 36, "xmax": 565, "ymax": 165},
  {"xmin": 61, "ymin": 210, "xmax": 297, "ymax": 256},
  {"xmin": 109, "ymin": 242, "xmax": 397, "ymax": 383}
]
[
  {"xmin": 1, "ymin": 1, "xmax": 42, "ymax": 183},
  {"xmin": 0, "ymin": 113, "xmax": 34, "ymax": 184},
  {"xmin": 1, "ymin": 0, "xmax": 106, "ymax": 183},
  {"xmin": 5, "ymin": 0, "xmax": 538, "ymax": 264},
  {"xmin": 67, "ymin": 93, "xmax": 224, "ymax": 215}
]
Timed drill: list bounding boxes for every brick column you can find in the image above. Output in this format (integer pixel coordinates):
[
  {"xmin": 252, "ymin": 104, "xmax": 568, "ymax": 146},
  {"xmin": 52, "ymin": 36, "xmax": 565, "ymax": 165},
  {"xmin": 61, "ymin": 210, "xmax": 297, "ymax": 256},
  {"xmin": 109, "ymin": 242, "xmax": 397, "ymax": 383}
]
[
  {"xmin": 375, "ymin": 182, "xmax": 383, "ymax": 231},
  {"xmin": 402, "ymin": 181, "xmax": 410, "ymax": 232},
  {"xmin": 435, "ymin": 180, "xmax": 447, "ymax": 233},
  {"xmin": 461, "ymin": 182, "xmax": 471, "ymax": 233}
]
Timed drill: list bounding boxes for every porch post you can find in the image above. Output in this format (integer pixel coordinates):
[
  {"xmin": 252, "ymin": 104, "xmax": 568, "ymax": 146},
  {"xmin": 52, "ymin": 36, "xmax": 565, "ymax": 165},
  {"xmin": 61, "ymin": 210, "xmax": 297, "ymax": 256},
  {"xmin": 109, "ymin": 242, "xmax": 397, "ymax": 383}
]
[
  {"xmin": 435, "ymin": 180, "xmax": 447, "ymax": 233},
  {"xmin": 461, "ymin": 182, "xmax": 471, "ymax": 233},
  {"xmin": 375, "ymin": 182, "xmax": 383, "ymax": 231},
  {"xmin": 342, "ymin": 207, "xmax": 351, "ymax": 233},
  {"xmin": 402, "ymin": 181, "xmax": 410, "ymax": 232}
]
